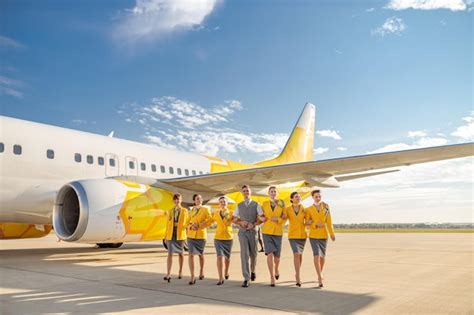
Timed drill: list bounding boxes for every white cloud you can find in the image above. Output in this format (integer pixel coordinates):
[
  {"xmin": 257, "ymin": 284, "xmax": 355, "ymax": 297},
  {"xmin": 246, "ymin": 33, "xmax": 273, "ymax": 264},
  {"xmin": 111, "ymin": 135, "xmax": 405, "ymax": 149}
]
[
  {"xmin": 408, "ymin": 130, "xmax": 427, "ymax": 138},
  {"xmin": 336, "ymin": 147, "xmax": 347, "ymax": 151},
  {"xmin": 0, "ymin": 35, "xmax": 26, "ymax": 49},
  {"xmin": 0, "ymin": 75, "xmax": 24, "ymax": 98},
  {"xmin": 122, "ymin": 96, "xmax": 290, "ymax": 158},
  {"xmin": 366, "ymin": 7, "xmax": 375, "ymax": 12},
  {"xmin": 385, "ymin": 0, "xmax": 468, "ymax": 11},
  {"xmin": 451, "ymin": 113, "xmax": 474, "ymax": 141},
  {"xmin": 316, "ymin": 129, "xmax": 342, "ymax": 140},
  {"xmin": 113, "ymin": 0, "xmax": 219, "ymax": 43},
  {"xmin": 371, "ymin": 16, "xmax": 406, "ymax": 36},
  {"xmin": 313, "ymin": 147, "xmax": 329, "ymax": 155},
  {"xmin": 368, "ymin": 137, "xmax": 448, "ymax": 154},
  {"xmin": 72, "ymin": 119, "xmax": 96, "ymax": 125}
]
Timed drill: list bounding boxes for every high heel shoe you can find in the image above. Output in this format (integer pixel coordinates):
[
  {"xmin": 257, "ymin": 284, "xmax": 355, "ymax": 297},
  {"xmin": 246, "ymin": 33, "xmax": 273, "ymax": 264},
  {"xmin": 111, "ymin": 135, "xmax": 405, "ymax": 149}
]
[
  {"xmin": 225, "ymin": 275, "xmax": 229, "ymax": 280},
  {"xmin": 163, "ymin": 276, "xmax": 171, "ymax": 283},
  {"xmin": 199, "ymin": 275, "xmax": 204, "ymax": 280},
  {"xmin": 189, "ymin": 278, "xmax": 196, "ymax": 285},
  {"xmin": 178, "ymin": 274, "xmax": 182, "ymax": 279},
  {"xmin": 270, "ymin": 282, "xmax": 275, "ymax": 287},
  {"xmin": 275, "ymin": 274, "xmax": 280, "ymax": 280},
  {"xmin": 296, "ymin": 282, "xmax": 301, "ymax": 287},
  {"xmin": 318, "ymin": 282, "xmax": 324, "ymax": 288},
  {"xmin": 216, "ymin": 280, "xmax": 224, "ymax": 285}
]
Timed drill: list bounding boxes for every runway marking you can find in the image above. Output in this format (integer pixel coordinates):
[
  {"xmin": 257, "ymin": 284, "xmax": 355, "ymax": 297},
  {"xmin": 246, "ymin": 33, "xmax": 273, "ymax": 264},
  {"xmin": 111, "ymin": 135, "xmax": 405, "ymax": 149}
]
[{"xmin": 0, "ymin": 265, "xmax": 297, "ymax": 314}]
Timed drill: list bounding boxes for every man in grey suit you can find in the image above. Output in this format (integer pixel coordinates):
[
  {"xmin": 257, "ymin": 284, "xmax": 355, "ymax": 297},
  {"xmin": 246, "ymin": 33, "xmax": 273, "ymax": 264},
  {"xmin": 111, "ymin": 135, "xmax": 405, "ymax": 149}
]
[{"xmin": 233, "ymin": 185, "xmax": 265, "ymax": 287}]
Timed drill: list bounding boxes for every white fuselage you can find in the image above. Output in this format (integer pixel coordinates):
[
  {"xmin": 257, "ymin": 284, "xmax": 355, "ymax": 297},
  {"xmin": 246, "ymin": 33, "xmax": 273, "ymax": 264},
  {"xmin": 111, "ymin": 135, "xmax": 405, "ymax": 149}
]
[{"xmin": 0, "ymin": 116, "xmax": 215, "ymax": 224}]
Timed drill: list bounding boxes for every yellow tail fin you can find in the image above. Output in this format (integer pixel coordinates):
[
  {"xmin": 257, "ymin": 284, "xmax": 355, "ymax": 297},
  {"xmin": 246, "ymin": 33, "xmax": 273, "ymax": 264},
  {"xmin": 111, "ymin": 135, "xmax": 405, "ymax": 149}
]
[{"xmin": 255, "ymin": 103, "xmax": 315, "ymax": 166}]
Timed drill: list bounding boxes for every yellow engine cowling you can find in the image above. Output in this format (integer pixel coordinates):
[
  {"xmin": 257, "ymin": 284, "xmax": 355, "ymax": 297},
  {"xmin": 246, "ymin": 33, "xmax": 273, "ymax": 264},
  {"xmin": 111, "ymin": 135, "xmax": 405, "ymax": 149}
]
[
  {"xmin": 53, "ymin": 179, "xmax": 173, "ymax": 244},
  {"xmin": 0, "ymin": 223, "xmax": 52, "ymax": 239}
]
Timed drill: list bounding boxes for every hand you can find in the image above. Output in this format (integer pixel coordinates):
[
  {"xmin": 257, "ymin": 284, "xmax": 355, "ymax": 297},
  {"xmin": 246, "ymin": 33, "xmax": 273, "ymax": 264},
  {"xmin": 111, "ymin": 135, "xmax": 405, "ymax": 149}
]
[
  {"xmin": 247, "ymin": 223, "xmax": 254, "ymax": 230},
  {"xmin": 306, "ymin": 219, "xmax": 313, "ymax": 225},
  {"xmin": 240, "ymin": 221, "xmax": 248, "ymax": 228},
  {"xmin": 260, "ymin": 216, "xmax": 267, "ymax": 222},
  {"xmin": 281, "ymin": 214, "xmax": 287, "ymax": 219},
  {"xmin": 192, "ymin": 223, "xmax": 199, "ymax": 230},
  {"xmin": 316, "ymin": 222, "xmax": 324, "ymax": 228},
  {"xmin": 270, "ymin": 217, "xmax": 278, "ymax": 222},
  {"xmin": 331, "ymin": 235, "xmax": 336, "ymax": 241}
]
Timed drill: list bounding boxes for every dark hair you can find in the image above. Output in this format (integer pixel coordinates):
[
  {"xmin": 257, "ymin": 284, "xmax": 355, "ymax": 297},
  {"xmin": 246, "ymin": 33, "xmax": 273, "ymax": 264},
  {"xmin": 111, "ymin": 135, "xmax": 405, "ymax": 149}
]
[
  {"xmin": 193, "ymin": 194, "xmax": 201, "ymax": 201},
  {"xmin": 218, "ymin": 196, "xmax": 226, "ymax": 201},
  {"xmin": 290, "ymin": 191, "xmax": 299, "ymax": 203},
  {"xmin": 241, "ymin": 185, "xmax": 249, "ymax": 190},
  {"xmin": 311, "ymin": 189, "xmax": 321, "ymax": 196},
  {"xmin": 268, "ymin": 186, "xmax": 277, "ymax": 192},
  {"xmin": 173, "ymin": 193, "xmax": 182, "ymax": 201}
]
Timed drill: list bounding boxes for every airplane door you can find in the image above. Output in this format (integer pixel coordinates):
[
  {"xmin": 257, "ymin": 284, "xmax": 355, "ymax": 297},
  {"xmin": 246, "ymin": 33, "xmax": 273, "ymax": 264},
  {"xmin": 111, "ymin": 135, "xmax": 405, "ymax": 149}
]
[
  {"xmin": 105, "ymin": 153, "xmax": 119, "ymax": 177},
  {"xmin": 125, "ymin": 156, "xmax": 138, "ymax": 176}
]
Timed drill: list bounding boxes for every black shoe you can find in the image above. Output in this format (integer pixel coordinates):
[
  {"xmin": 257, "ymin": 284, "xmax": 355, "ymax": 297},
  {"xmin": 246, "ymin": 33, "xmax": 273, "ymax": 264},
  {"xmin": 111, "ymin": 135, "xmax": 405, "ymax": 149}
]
[
  {"xmin": 318, "ymin": 283, "xmax": 324, "ymax": 288},
  {"xmin": 199, "ymin": 275, "xmax": 204, "ymax": 280},
  {"xmin": 242, "ymin": 280, "xmax": 249, "ymax": 287},
  {"xmin": 163, "ymin": 276, "xmax": 171, "ymax": 283},
  {"xmin": 178, "ymin": 275, "xmax": 182, "ymax": 279},
  {"xmin": 189, "ymin": 279, "xmax": 196, "ymax": 285},
  {"xmin": 296, "ymin": 282, "xmax": 301, "ymax": 287},
  {"xmin": 225, "ymin": 275, "xmax": 229, "ymax": 280},
  {"xmin": 217, "ymin": 280, "xmax": 224, "ymax": 285},
  {"xmin": 251, "ymin": 272, "xmax": 256, "ymax": 281},
  {"xmin": 270, "ymin": 283, "xmax": 275, "ymax": 287},
  {"xmin": 275, "ymin": 274, "xmax": 280, "ymax": 280}
]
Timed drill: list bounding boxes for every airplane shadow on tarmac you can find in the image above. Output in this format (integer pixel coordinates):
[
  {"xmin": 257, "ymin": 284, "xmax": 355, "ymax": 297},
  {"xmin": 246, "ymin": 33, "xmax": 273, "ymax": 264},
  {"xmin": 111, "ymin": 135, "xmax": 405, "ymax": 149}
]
[{"xmin": 0, "ymin": 243, "xmax": 379, "ymax": 314}]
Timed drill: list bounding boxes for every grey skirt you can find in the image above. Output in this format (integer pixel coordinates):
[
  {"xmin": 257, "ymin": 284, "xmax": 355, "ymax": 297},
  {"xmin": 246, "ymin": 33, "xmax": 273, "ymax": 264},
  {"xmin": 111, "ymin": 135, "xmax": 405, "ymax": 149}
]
[
  {"xmin": 188, "ymin": 238, "xmax": 206, "ymax": 256},
  {"xmin": 263, "ymin": 234, "xmax": 282, "ymax": 257},
  {"xmin": 168, "ymin": 228, "xmax": 184, "ymax": 254},
  {"xmin": 289, "ymin": 238, "xmax": 306, "ymax": 254},
  {"xmin": 310, "ymin": 238, "xmax": 327, "ymax": 257},
  {"xmin": 214, "ymin": 239, "xmax": 233, "ymax": 259}
]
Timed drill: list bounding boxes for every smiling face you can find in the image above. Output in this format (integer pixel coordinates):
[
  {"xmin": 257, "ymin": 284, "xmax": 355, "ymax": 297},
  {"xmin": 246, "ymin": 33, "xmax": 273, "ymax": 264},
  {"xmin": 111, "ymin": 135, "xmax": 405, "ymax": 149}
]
[
  {"xmin": 241, "ymin": 186, "xmax": 251, "ymax": 199},
  {"xmin": 219, "ymin": 197, "xmax": 227, "ymax": 208},
  {"xmin": 312, "ymin": 192, "xmax": 321, "ymax": 204},
  {"xmin": 173, "ymin": 195, "xmax": 182, "ymax": 207},
  {"xmin": 291, "ymin": 193, "xmax": 301, "ymax": 204},
  {"xmin": 194, "ymin": 194, "xmax": 203, "ymax": 206},
  {"xmin": 268, "ymin": 187, "xmax": 277, "ymax": 199}
]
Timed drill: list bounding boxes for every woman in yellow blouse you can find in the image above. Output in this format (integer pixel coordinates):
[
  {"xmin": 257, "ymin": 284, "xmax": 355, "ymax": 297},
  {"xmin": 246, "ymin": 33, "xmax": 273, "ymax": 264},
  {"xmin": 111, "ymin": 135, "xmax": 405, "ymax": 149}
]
[
  {"xmin": 305, "ymin": 189, "xmax": 335, "ymax": 288},
  {"xmin": 164, "ymin": 193, "xmax": 188, "ymax": 283},
  {"xmin": 260, "ymin": 186, "xmax": 286, "ymax": 287},
  {"xmin": 209, "ymin": 196, "xmax": 234, "ymax": 285},
  {"xmin": 283, "ymin": 191, "xmax": 307, "ymax": 287},
  {"xmin": 187, "ymin": 194, "xmax": 212, "ymax": 285}
]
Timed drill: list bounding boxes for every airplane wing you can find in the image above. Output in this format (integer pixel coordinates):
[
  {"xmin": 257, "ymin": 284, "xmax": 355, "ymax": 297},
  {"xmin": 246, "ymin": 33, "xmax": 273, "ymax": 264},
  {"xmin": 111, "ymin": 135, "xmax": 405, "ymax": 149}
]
[{"xmin": 156, "ymin": 143, "xmax": 473, "ymax": 194}]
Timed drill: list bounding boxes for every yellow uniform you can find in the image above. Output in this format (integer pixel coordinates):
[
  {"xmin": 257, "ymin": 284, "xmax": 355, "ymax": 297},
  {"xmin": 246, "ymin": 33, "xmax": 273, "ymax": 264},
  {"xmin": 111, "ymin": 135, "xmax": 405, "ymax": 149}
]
[
  {"xmin": 165, "ymin": 206, "xmax": 188, "ymax": 241},
  {"xmin": 283, "ymin": 204, "xmax": 307, "ymax": 239},
  {"xmin": 186, "ymin": 206, "xmax": 212, "ymax": 239},
  {"xmin": 210, "ymin": 208, "xmax": 234, "ymax": 240},
  {"xmin": 305, "ymin": 202, "xmax": 335, "ymax": 239},
  {"xmin": 261, "ymin": 199, "xmax": 286, "ymax": 236}
]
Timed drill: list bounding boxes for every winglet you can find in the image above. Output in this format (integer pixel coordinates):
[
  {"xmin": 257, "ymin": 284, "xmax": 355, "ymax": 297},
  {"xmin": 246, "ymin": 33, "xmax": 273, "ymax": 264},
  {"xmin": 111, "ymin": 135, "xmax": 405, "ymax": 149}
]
[{"xmin": 255, "ymin": 102, "xmax": 315, "ymax": 166}]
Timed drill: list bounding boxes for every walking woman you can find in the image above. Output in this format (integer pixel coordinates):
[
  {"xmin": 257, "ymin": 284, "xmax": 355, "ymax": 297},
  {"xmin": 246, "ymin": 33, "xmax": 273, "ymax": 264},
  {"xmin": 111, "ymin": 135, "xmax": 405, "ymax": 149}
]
[
  {"xmin": 284, "ymin": 191, "xmax": 307, "ymax": 287},
  {"xmin": 187, "ymin": 194, "xmax": 212, "ymax": 285},
  {"xmin": 306, "ymin": 189, "xmax": 335, "ymax": 288},
  {"xmin": 260, "ymin": 186, "xmax": 286, "ymax": 287},
  {"xmin": 210, "ymin": 196, "xmax": 234, "ymax": 285},
  {"xmin": 164, "ymin": 193, "xmax": 188, "ymax": 282}
]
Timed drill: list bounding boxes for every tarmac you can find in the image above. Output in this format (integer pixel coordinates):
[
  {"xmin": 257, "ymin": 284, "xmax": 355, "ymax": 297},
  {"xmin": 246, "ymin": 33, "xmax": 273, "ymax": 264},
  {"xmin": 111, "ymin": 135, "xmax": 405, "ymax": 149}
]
[{"xmin": 1, "ymin": 233, "xmax": 473, "ymax": 314}]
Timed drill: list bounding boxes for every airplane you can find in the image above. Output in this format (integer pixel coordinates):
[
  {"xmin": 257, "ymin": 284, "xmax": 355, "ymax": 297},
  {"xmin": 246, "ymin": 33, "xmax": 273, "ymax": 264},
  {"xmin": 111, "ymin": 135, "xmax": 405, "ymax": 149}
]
[{"xmin": 0, "ymin": 103, "xmax": 472, "ymax": 248}]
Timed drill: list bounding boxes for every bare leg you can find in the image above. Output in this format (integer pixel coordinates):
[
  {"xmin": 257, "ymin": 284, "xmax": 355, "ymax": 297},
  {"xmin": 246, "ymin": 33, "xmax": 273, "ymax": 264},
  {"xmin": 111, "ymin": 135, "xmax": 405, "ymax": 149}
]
[
  {"xmin": 224, "ymin": 258, "xmax": 230, "ymax": 278},
  {"xmin": 293, "ymin": 253, "xmax": 301, "ymax": 284},
  {"xmin": 274, "ymin": 257, "xmax": 280, "ymax": 277},
  {"xmin": 267, "ymin": 252, "xmax": 275, "ymax": 284},
  {"xmin": 299, "ymin": 253, "xmax": 303, "ymax": 268},
  {"xmin": 199, "ymin": 255, "xmax": 205, "ymax": 278},
  {"xmin": 189, "ymin": 254, "xmax": 195, "ymax": 281},
  {"xmin": 166, "ymin": 252, "xmax": 173, "ymax": 277},
  {"xmin": 314, "ymin": 256, "xmax": 323, "ymax": 284},
  {"xmin": 217, "ymin": 256, "xmax": 223, "ymax": 281},
  {"xmin": 178, "ymin": 253, "xmax": 184, "ymax": 277}
]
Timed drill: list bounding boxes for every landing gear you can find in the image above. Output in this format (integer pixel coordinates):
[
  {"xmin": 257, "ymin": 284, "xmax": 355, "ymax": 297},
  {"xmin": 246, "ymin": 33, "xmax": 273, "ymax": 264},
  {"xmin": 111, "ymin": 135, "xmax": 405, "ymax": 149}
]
[{"xmin": 96, "ymin": 243, "xmax": 123, "ymax": 248}]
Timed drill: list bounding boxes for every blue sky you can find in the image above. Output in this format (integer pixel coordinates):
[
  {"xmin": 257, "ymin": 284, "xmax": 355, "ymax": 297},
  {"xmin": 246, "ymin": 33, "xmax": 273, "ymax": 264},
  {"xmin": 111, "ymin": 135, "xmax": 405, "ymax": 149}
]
[{"xmin": 1, "ymin": 0, "xmax": 473, "ymax": 223}]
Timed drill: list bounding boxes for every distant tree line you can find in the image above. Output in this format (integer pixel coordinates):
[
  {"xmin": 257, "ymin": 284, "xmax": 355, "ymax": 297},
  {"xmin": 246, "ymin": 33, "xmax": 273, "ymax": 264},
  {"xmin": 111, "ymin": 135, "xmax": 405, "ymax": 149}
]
[{"xmin": 334, "ymin": 223, "xmax": 473, "ymax": 229}]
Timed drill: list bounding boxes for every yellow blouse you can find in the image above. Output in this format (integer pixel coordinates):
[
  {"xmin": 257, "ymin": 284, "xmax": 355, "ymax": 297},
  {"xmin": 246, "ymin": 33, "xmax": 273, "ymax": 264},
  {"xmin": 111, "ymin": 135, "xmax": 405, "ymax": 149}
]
[
  {"xmin": 283, "ymin": 204, "xmax": 307, "ymax": 239},
  {"xmin": 305, "ymin": 202, "xmax": 335, "ymax": 239},
  {"xmin": 210, "ymin": 208, "xmax": 234, "ymax": 240},
  {"xmin": 186, "ymin": 206, "xmax": 212, "ymax": 240},
  {"xmin": 261, "ymin": 199, "xmax": 285, "ymax": 236},
  {"xmin": 165, "ymin": 206, "xmax": 188, "ymax": 241}
]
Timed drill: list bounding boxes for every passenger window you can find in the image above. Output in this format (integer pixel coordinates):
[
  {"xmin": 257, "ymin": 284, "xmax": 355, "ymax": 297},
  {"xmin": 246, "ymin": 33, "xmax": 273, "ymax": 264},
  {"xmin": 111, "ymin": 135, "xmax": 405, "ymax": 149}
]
[
  {"xmin": 151, "ymin": 164, "xmax": 156, "ymax": 172},
  {"xmin": 169, "ymin": 167, "xmax": 174, "ymax": 174},
  {"xmin": 199, "ymin": 171, "xmax": 203, "ymax": 175},
  {"xmin": 0, "ymin": 142, "xmax": 4, "ymax": 153},
  {"xmin": 141, "ymin": 162, "xmax": 146, "ymax": 171},
  {"xmin": 98, "ymin": 157, "xmax": 104, "ymax": 165},
  {"xmin": 192, "ymin": 170, "xmax": 196, "ymax": 176},
  {"xmin": 160, "ymin": 165, "xmax": 166, "ymax": 173},
  {"xmin": 185, "ymin": 169, "xmax": 189, "ymax": 176},
  {"xmin": 109, "ymin": 158, "xmax": 116, "ymax": 167},
  {"xmin": 13, "ymin": 144, "xmax": 22, "ymax": 155},
  {"xmin": 47, "ymin": 149, "xmax": 54, "ymax": 159},
  {"xmin": 75, "ymin": 153, "xmax": 82, "ymax": 162},
  {"xmin": 129, "ymin": 161, "xmax": 135, "ymax": 169},
  {"xmin": 87, "ymin": 155, "xmax": 93, "ymax": 164},
  {"xmin": 177, "ymin": 168, "xmax": 182, "ymax": 175}
]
